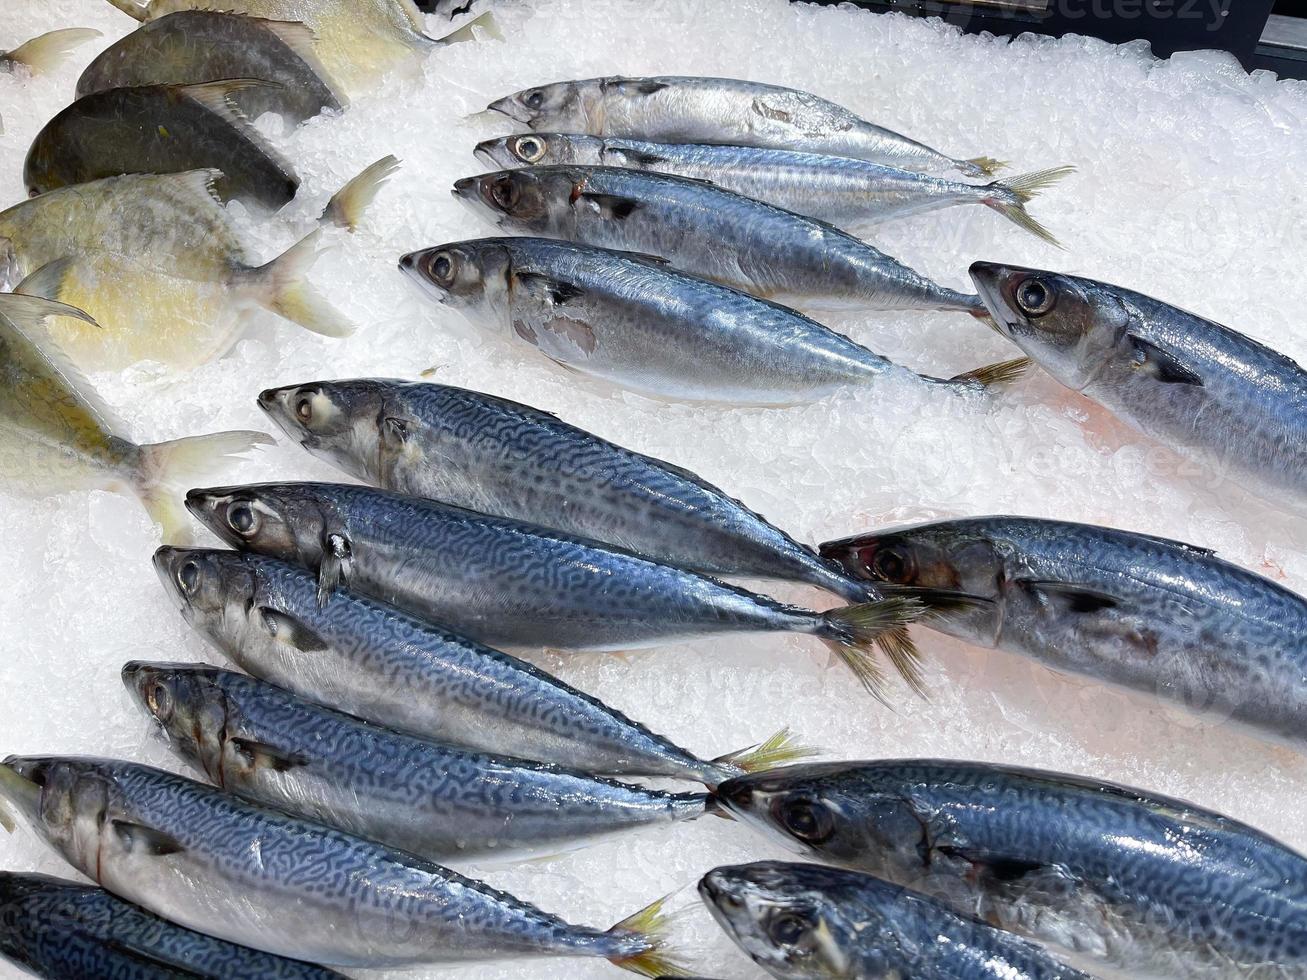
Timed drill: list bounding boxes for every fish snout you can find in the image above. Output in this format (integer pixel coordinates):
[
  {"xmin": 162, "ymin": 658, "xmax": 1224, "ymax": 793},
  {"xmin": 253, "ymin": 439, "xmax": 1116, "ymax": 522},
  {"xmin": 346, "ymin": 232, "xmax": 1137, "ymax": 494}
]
[{"xmin": 451, "ymin": 176, "xmax": 478, "ymax": 200}]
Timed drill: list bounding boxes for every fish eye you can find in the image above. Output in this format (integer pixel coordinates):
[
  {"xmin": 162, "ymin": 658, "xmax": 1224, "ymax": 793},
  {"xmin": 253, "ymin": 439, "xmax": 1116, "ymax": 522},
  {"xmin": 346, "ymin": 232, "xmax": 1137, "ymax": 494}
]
[
  {"xmin": 426, "ymin": 251, "xmax": 455, "ymax": 285},
  {"xmin": 775, "ymin": 796, "xmax": 835, "ymax": 844},
  {"xmin": 295, "ymin": 392, "xmax": 315, "ymax": 423},
  {"xmin": 522, "ymin": 89, "xmax": 545, "ymax": 110},
  {"xmin": 146, "ymin": 681, "xmax": 173, "ymax": 722},
  {"xmin": 513, "ymin": 136, "xmax": 545, "ymax": 162},
  {"xmin": 1015, "ymin": 276, "xmax": 1056, "ymax": 317},
  {"xmin": 872, "ymin": 545, "xmax": 914, "ymax": 584},
  {"xmin": 227, "ymin": 503, "xmax": 259, "ymax": 537},
  {"xmin": 767, "ymin": 912, "xmax": 809, "ymax": 948},
  {"xmin": 177, "ymin": 560, "xmax": 201, "ymax": 595},
  {"xmin": 489, "ymin": 176, "xmax": 519, "ymax": 210}
]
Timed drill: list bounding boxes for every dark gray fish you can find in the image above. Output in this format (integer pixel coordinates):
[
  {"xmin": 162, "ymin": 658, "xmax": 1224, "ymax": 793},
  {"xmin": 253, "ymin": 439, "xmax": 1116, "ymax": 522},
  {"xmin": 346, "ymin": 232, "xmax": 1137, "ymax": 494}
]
[
  {"xmin": 820, "ymin": 515, "xmax": 1307, "ymax": 749},
  {"xmin": 0, "ymin": 756, "xmax": 680, "ymax": 972},
  {"xmin": 153, "ymin": 547, "xmax": 802, "ymax": 784},
  {"xmin": 25, "ymin": 82, "xmax": 299, "ymax": 207},
  {"xmin": 699, "ymin": 861, "xmax": 1092, "ymax": 979},
  {"xmin": 970, "ymin": 262, "xmax": 1307, "ymax": 513},
  {"xmin": 454, "ymin": 166, "xmax": 986, "ymax": 316},
  {"xmin": 124, "ymin": 660, "xmax": 713, "ymax": 861},
  {"xmin": 1, "ymin": 28, "xmax": 100, "ymax": 75},
  {"xmin": 716, "ymin": 760, "xmax": 1307, "ymax": 978},
  {"xmin": 257, "ymin": 378, "xmax": 877, "ymax": 602},
  {"xmin": 183, "ymin": 482, "xmax": 925, "ymax": 699},
  {"xmin": 486, "ymin": 76, "xmax": 1002, "ymax": 177},
  {"xmin": 0, "ymin": 870, "xmax": 343, "ymax": 979},
  {"xmin": 475, "ymin": 134, "xmax": 1071, "ymax": 245},
  {"xmin": 77, "ymin": 11, "xmax": 344, "ymax": 124},
  {"xmin": 399, "ymin": 238, "xmax": 1023, "ymax": 405}
]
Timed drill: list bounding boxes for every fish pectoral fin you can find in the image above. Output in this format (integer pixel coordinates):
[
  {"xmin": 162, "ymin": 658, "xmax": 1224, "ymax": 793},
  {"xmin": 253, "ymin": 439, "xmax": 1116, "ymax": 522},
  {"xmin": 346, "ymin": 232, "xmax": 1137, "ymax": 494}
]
[
  {"xmin": 607, "ymin": 147, "xmax": 668, "ymax": 167},
  {"xmin": 1128, "ymin": 335, "xmax": 1204, "ymax": 385},
  {"xmin": 230, "ymin": 737, "xmax": 308, "ymax": 773},
  {"xmin": 1016, "ymin": 579, "xmax": 1120, "ymax": 614},
  {"xmin": 316, "ymin": 532, "xmax": 353, "ymax": 608},
  {"xmin": 573, "ymin": 191, "xmax": 642, "ymax": 220},
  {"xmin": 601, "ymin": 78, "xmax": 670, "ymax": 96},
  {"xmin": 102, "ymin": 938, "xmax": 208, "ymax": 975},
  {"xmin": 514, "ymin": 270, "xmax": 585, "ymax": 306},
  {"xmin": 257, "ymin": 607, "xmax": 329, "ymax": 652},
  {"xmin": 111, "ymin": 820, "xmax": 185, "ymax": 857},
  {"xmin": 13, "ymin": 256, "xmax": 78, "ymax": 304}
]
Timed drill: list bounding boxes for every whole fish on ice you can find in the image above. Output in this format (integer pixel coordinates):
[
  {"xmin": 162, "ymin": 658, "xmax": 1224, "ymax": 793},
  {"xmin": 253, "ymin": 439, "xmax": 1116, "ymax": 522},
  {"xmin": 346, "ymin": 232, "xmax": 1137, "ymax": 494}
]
[
  {"xmin": 0, "ymin": 870, "xmax": 344, "ymax": 979},
  {"xmin": 476, "ymin": 133, "xmax": 1071, "ymax": 244},
  {"xmin": 455, "ymin": 166, "xmax": 987, "ymax": 315},
  {"xmin": 700, "ymin": 861, "xmax": 1092, "ymax": 980},
  {"xmin": 0, "ymin": 756, "xmax": 680, "ymax": 972},
  {"xmin": 400, "ymin": 238, "xmax": 1024, "ymax": 403},
  {"xmin": 971, "ymin": 261, "xmax": 1307, "ymax": 513},
  {"xmin": 821, "ymin": 515, "xmax": 1307, "ymax": 749},
  {"xmin": 154, "ymin": 546, "xmax": 805, "ymax": 783},
  {"xmin": 126, "ymin": 660, "xmax": 714, "ymax": 861},
  {"xmin": 185, "ymin": 481, "xmax": 925, "ymax": 698},
  {"xmin": 0, "ymin": 292, "xmax": 268, "ymax": 542},
  {"xmin": 487, "ymin": 76, "xmax": 1003, "ymax": 177},
  {"xmin": 717, "ymin": 759, "xmax": 1307, "ymax": 979}
]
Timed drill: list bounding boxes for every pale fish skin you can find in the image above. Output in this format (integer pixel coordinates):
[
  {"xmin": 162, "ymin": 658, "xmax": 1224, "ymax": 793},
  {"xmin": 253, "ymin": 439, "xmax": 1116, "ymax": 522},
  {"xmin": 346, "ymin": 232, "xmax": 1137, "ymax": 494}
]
[
  {"xmin": 486, "ymin": 76, "xmax": 1002, "ymax": 177},
  {"xmin": 0, "ymin": 170, "xmax": 351, "ymax": 369},
  {"xmin": 454, "ymin": 166, "xmax": 986, "ymax": 316},
  {"xmin": 475, "ymin": 134, "xmax": 1070, "ymax": 244},
  {"xmin": 124, "ymin": 661, "xmax": 712, "ymax": 862},
  {"xmin": 820, "ymin": 515, "xmax": 1307, "ymax": 750},
  {"xmin": 0, "ymin": 292, "xmax": 269, "ymax": 542},
  {"xmin": 153, "ymin": 546, "xmax": 768, "ymax": 784},
  {"xmin": 257, "ymin": 377, "xmax": 878, "ymax": 601},
  {"xmin": 77, "ymin": 11, "xmax": 344, "ymax": 125},
  {"xmin": 970, "ymin": 261, "xmax": 1307, "ymax": 513},
  {"xmin": 0, "ymin": 757, "xmax": 676, "ymax": 972},
  {"xmin": 716, "ymin": 760, "xmax": 1307, "ymax": 979},
  {"xmin": 183, "ymin": 482, "xmax": 925, "ymax": 698},
  {"xmin": 0, "ymin": 870, "xmax": 344, "ymax": 979},
  {"xmin": 399, "ymin": 237, "xmax": 1011, "ymax": 405},
  {"xmin": 699, "ymin": 861, "xmax": 1093, "ymax": 980}
]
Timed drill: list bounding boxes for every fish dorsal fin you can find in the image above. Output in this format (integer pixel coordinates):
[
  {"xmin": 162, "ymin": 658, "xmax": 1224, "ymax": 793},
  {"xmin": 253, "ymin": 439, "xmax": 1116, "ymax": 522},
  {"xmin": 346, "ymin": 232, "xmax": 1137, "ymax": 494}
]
[
  {"xmin": 1128, "ymin": 334, "xmax": 1203, "ymax": 386},
  {"xmin": 176, "ymin": 80, "xmax": 299, "ymax": 177},
  {"xmin": 111, "ymin": 819, "xmax": 185, "ymax": 857},
  {"xmin": 154, "ymin": 168, "xmax": 227, "ymax": 210},
  {"xmin": 240, "ymin": 16, "xmax": 348, "ymax": 106},
  {"xmin": 1126, "ymin": 531, "xmax": 1216, "ymax": 558},
  {"xmin": 607, "ymin": 248, "xmax": 671, "ymax": 268},
  {"xmin": 104, "ymin": 0, "xmax": 149, "ymax": 21},
  {"xmin": 229, "ymin": 737, "xmax": 308, "ymax": 773},
  {"xmin": 257, "ymin": 607, "xmax": 329, "ymax": 652},
  {"xmin": 0, "ymin": 288, "xmax": 125, "ymax": 434},
  {"xmin": 513, "ymin": 270, "xmax": 585, "ymax": 305}
]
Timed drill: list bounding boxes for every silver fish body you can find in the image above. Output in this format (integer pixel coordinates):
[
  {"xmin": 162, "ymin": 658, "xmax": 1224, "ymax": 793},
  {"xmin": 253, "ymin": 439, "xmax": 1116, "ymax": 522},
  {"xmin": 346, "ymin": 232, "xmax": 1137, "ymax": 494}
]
[
  {"xmin": 124, "ymin": 661, "xmax": 710, "ymax": 861},
  {"xmin": 399, "ymin": 237, "xmax": 1000, "ymax": 405},
  {"xmin": 486, "ymin": 76, "xmax": 999, "ymax": 177},
  {"xmin": 700, "ymin": 861, "xmax": 1092, "ymax": 980},
  {"xmin": 820, "ymin": 515, "xmax": 1307, "ymax": 748},
  {"xmin": 971, "ymin": 262, "xmax": 1307, "ymax": 512},
  {"xmin": 0, "ymin": 756, "xmax": 674, "ymax": 971},
  {"xmin": 717, "ymin": 760, "xmax": 1307, "ymax": 979},
  {"xmin": 183, "ymin": 482, "xmax": 923, "ymax": 697},
  {"xmin": 474, "ymin": 134, "xmax": 1069, "ymax": 244},
  {"xmin": 258, "ymin": 378, "xmax": 874, "ymax": 601},
  {"xmin": 153, "ymin": 546, "xmax": 750, "ymax": 783},
  {"xmin": 455, "ymin": 166, "xmax": 985, "ymax": 315}
]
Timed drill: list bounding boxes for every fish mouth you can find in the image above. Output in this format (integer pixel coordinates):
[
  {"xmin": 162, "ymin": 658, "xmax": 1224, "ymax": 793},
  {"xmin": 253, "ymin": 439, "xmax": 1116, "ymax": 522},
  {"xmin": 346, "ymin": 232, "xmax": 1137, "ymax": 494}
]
[
  {"xmin": 450, "ymin": 176, "xmax": 478, "ymax": 201},
  {"xmin": 968, "ymin": 261, "xmax": 1026, "ymax": 337},
  {"xmin": 472, "ymin": 140, "xmax": 500, "ymax": 168},
  {"xmin": 484, "ymin": 95, "xmax": 526, "ymax": 123}
]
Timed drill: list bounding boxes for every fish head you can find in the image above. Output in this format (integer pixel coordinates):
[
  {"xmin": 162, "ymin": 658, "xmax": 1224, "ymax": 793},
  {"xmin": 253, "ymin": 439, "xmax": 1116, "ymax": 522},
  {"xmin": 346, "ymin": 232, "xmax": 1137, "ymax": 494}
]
[
  {"xmin": 819, "ymin": 522, "xmax": 1006, "ymax": 645},
  {"xmin": 153, "ymin": 545, "xmax": 261, "ymax": 644},
  {"xmin": 970, "ymin": 262, "xmax": 1131, "ymax": 392},
  {"xmin": 121, "ymin": 662, "xmax": 230, "ymax": 784},
  {"xmin": 185, "ymin": 484, "xmax": 333, "ymax": 571},
  {"xmin": 699, "ymin": 863, "xmax": 854, "ymax": 979},
  {"xmin": 452, "ymin": 168, "xmax": 559, "ymax": 234},
  {"xmin": 0, "ymin": 757, "xmax": 115, "ymax": 873},
  {"xmin": 401, "ymin": 239, "xmax": 513, "ymax": 321},
  {"xmin": 715, "ymin": 763, "xmax": 932, "ymax": 880},
  {"xmin": 258, "ymin": 378, "xmax": 396, "ymax": 481},
  {"xmin": 486, "ymin": 80, "xmax": 594, "ymax": 129}
]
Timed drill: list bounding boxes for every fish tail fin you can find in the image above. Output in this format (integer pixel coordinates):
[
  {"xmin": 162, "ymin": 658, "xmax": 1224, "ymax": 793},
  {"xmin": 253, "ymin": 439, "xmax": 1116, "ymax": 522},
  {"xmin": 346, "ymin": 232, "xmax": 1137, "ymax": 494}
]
[
  {"xmin": 713, "ymin": 727, "xmax": 817, "ymax": 777},
  {"xmin": 135, "ymin": 431, "xmax": 273, "ymax": 544},
  {"xmin": 432, "ymin": 10, "xmax": 503, "ymax": 45},
  {"xmin": 246, "ymin": 229, "xmax": 354, "ymax": 338},
  {"xmin": 949, "ymin": 356, "xmax": 1031, "ymax": 391},
  {"xmin": 103, "ymin": 0, "xmax": 150, "ymax": 21},
  {"xmin": 0, "ymin": 764, "xmax": 41, "ymax": 833},
  {"xmin": 818, "ymin": 598, "xmax": 926, "ymax": 703},
  {"xmin": 963, "ymin": 156, "xmax": 1006, "ymax": 177},
  {"xmin": 321, "ymin": 155, "xmax": 401, "ymax": 231},
  {"xmin": 607, "ymin": 895, "xmax": 689, "ymax": 977},
  {"xmin": 981, "ymin": 166, "xmax": 1074, "ymax": 248},
  {"xmin": 4, "ymin": 28, "xmax": 101, "ymax": 74}
]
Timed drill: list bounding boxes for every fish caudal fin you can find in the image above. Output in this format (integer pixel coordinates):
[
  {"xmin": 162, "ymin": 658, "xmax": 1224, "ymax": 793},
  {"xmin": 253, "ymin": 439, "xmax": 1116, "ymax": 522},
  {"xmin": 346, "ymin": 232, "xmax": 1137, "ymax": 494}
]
[
  {"xmin": 963, "ymin": 156, "xmax": 1006, "ymax": 178},
  {"xmin": 819, "ymin": 598, "xmax": 926, "ymax": 702},
  {"xmin": 135, "ymin": 431, "xmax": 274, "ymax": 544},
  {"xmin": 321, "ymin": 155, "xmax": 400, "ymax": 231},
  {"xmin": 983, "ymin": 166, "xmax": 1075, "ymax": 247},
  {"xmin": 246, "ymin": 230, "xmax": 354, "ymax": 338},
  {"xmin": 4, "ymin": 28, "xmax": 101, "ymax": 74},
  {"xmin": 0, "ymin": 765, "xmax": 40, "ymax": 834},
  {"xmin": 607, "ymin": 895, "xmax": 688, "ymax": 977},
  {"xmin": 713, "ymin": 727, "xmax": 817, "ymax": 777},
  {"xmin": 432, "ymin": 10, "xmax": 504, "ymax": 45},
  {"xmin": 949, "ymin": 356, "xmax": 1031, "ymax": 391}
]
